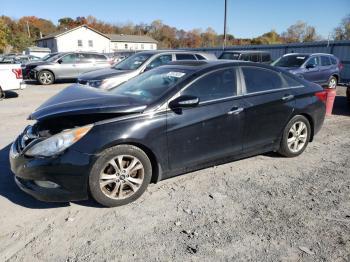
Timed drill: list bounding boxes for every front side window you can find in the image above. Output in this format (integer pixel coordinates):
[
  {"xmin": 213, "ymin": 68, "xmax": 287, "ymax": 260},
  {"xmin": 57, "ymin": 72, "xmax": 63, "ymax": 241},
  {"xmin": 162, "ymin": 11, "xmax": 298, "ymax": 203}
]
[
  {"xmin": 109, "ymin": 67, "xmax": 189, "ymax": 103},
  {"xmin": 250, "ymin": 54, "xmax": 259, "ymax": 62},
  {"xmin": 78, "ymin": 40, "xmax": 83, "ymax": 47},
  {"xmin": 240, "ymin": 54, "xmax": 250, "ymax": 61},
  {"xmin": 181, "ymin": 68, "xmax": 236, "ymax": 102},
  {"xmin": 272, "ymin": 55, "xmax": 309, "ymax": 68},
  {"xmin": 60, "ymin": 54, "xmax": 77, "ymax": 64},
  {"xmin": 176, "ymin": 54, "xmax": 196, "ymax": 60},
  {"xmin": 305, "ymin": 57, "xmax": 319, "ymax": 67},
  {"xmin": 242, "ymin": 67, "xmax": 283, "ymax": 93},
  {"xmin": 320, "ymin": 56, "xmax": 331, "ymax": 66},
  {"xmin": 113, "ymin": 53, "xmax": 152, "ymax": 70},
  {"xmin": 146, "ymin": 55, "xmax": 172, "ymax": 70}
]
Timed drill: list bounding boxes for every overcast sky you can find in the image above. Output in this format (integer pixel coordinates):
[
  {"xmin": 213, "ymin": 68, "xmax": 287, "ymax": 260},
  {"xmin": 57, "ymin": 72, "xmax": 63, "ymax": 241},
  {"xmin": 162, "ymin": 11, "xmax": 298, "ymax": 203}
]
[{"xmin": 2, "ymin": 0, "xmax": 349, "ymax": 38}]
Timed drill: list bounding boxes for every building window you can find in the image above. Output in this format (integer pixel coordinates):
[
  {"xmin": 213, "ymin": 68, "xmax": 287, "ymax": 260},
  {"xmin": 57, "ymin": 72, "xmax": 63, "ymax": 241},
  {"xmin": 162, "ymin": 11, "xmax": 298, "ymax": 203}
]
[
  {"xmin": 88, "ymin": 40, "xmax": 93, "ymax": 47},
  {"xmin": 78, "ymin": 40, "xmax": 83, "ymax": 47},
  {"xmin": 125, "ymin": 44, "xmax": 128, "ymax": 49},
  {"xmin": 141, "ymin": 44, "xmax": 144, "ymax": 49}
]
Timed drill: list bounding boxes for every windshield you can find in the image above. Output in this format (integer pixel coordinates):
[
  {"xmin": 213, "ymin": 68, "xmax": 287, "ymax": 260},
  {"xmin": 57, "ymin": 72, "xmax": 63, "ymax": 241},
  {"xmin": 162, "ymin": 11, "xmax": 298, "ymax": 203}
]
[
  {"xmin": 219, "ymin": 52, "xmax": 240, "ymax": 60},
  {"xmin": 272, "ymin": 55, "xmax": 309, "ymax": 67},
  {"xmin": 109, "ymin": 67, "xmax": 190, "ymax": 103},
  {"xmin": 42, "ymin": 53, "xmax": 58, "ymax": 61},
  {"xmin": 113, "ymin": 53, "xmax": 152, "ymax": 70},
  {"xmin": 46, "ymin": 53, "xmax": 65, "ymax": 62}
]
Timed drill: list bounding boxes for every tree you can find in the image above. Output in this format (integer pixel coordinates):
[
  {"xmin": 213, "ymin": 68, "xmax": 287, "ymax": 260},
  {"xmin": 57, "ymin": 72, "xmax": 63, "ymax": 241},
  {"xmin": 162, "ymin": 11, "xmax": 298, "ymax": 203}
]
[
  {"xmin": 0, "ymin": 18, "xmax": 9, "ymax": 52},
  {"xmin": 333, "ymin": 14, "xmax": 350, "ymax": 40},
  {"xmin": 281, "ymin": 21, "xmax": 321, "ymax": 43}
]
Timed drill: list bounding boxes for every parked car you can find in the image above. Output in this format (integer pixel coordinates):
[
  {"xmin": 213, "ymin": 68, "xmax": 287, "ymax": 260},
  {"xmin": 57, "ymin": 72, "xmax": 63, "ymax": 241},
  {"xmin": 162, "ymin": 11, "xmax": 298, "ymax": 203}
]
[
  {"xmin": 10, "ymin": 60, "xmax": 326, "ymax": 207},
  {"xmin": 77, "ymin": 50, "xmax": 217, "ymax": 89},
  {"xmin": 0, "ymin": 64, "xmax": 25, "ymax": 99},
  {"xmin": 0, "ymin": 55, "xmax": 41, "ymax": 65},
  {"xmin": 272, "ymin": 53, "xmax": 343, "ymax": 88},
  {"xmin": 218, "ymin": 50, "xmax": 272, "ymax": 64},
  {"xmin": 23, "ymin": 52, "xmax": 110, "ymax": 85}
]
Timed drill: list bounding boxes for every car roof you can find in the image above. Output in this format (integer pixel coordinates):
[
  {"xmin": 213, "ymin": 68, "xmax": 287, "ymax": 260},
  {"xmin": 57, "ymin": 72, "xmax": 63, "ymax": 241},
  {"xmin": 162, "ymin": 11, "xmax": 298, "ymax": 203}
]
[
  {"xmin": 283, "ymin": 53, "xmax": 335, "ymax": 57},
  {"xmin": 222, "ymin": 50, "xmax": 270, "ymax": 54},
  {"xmin": 135, "ymin": 50, "xmax": 210, "ymax": 55}
]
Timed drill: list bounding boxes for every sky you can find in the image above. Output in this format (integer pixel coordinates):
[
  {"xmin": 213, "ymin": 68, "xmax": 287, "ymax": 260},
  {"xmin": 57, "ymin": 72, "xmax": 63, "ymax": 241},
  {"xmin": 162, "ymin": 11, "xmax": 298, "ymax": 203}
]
[{"xmin": 1, "ymin": 0, "xmax": 349, "ymax": 38}]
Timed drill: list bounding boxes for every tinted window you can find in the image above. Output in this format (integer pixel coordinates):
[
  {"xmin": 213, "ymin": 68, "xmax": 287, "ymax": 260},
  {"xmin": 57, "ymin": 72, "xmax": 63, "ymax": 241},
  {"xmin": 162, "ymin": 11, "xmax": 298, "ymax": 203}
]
[
  {"xmin": 330, "ymin": 57, "xmax": 337, "ymax": 65},
  {"xmin": 195, "ymin": 54, "xmax": 206, "ymax": 60},
  {"xmin": 146, "ymin": 54, "xmax": 172, "ymax": 69},
  {"xmin": 320, "ymin": 56, "xmax": 331, "ymax": 66},
  {"xmin": 219, "ymin": 52, "xmax": 240, "ymax": 60},
  {"xmin": 240, "ymin": 54, "xmax": 250, "ymax": 61},
  {"xmin": 242, "ymin": 67, "xmax": 283, "ymax": 93},
  {"xmin": 251, "ymin": 54, "xmax": 259, "ymax": 62},
  {"xmin": 261, "ymin": 53, "xmax": 271, "ymax": 62},
  {"xmin": 272, "ymin": 55, "xmax": 309, "ymax": 67},
  {"xmin": 182, "ymin": 68, "xmax": 236, "ymax": 102},
  {"xmin": 176, "ymin": 54, "xmax": 196, "ymax": 60}
]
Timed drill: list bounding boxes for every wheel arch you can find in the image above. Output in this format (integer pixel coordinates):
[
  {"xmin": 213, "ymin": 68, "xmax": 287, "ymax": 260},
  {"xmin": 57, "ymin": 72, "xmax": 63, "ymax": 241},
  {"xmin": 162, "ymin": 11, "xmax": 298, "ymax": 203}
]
[{"xmin": 299, "ymin": 113, "xmax": 315, "ymax": 142}]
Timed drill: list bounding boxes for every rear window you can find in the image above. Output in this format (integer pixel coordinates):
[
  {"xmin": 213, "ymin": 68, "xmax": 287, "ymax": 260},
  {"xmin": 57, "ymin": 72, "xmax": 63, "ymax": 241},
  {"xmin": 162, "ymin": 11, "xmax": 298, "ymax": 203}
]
[
  {"xmin": 330, "ymin": 57, "xmax": 337, "ymax": 65},
  {"xmin": 219, "ymin": 52, "xmax": 240, "ymax": 60},
  {"xmin": 320, "ymin": 56, "xmax": 331, "ymax": 66},
  {"xmin": 242, "ymin": 67, "xmax": 283, "ymax": 93},
  {"xmin": 176, "ymin": 54, "xmax": 197, "ymax": 60}
]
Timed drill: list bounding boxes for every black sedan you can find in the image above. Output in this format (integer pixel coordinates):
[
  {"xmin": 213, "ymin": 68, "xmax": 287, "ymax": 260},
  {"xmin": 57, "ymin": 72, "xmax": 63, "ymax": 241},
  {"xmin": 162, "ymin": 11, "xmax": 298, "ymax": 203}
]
[{"xmin": 10, "ymin": 61, "xmax": 326, "ymax": 207}]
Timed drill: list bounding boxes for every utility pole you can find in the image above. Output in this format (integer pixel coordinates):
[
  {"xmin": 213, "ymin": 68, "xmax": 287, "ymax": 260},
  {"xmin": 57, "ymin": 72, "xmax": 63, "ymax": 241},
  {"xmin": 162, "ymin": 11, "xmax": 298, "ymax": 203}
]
[
  {"xmin": 26, "ymin": 21, "xmax": 31, "ymax": 38},
  {"xmin": 223, "ymin": 0, "xmax": 227, "ymax": 50}
]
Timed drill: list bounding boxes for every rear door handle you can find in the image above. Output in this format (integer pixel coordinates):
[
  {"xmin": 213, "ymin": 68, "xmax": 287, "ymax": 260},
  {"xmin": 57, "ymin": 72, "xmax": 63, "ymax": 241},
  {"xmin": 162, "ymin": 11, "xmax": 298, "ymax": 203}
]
[
  {"xmin": 228, "ymin": 107, "xmax": 244, "ymax": 115},
  {"xmin": 282, "ymin": 94, "xmax": 294, "ymax": 101}
]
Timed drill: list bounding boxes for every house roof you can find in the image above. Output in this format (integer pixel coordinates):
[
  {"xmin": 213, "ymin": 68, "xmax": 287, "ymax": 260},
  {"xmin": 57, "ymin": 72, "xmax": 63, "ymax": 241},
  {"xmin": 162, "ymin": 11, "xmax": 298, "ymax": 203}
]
[
  {"xmin": 37, "ymin": 25, "xmax": 110, "ymax": 41},
  {"xmin": 106, "ymin": 34, "xmax": 158, "ymax": 44}
]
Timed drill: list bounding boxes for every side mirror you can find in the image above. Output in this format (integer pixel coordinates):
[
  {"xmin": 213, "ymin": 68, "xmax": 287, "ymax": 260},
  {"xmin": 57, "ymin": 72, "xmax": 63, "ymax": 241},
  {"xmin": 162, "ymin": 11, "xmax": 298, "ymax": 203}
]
[
  {"xmin": 169, "ymin": 95, "xmax": 199, "ymax": 109},
  {"xmin": 57, "ymin": 59, "xmax": 63, "ymax": 64},
  {"xmin": 305, "ymin": 64, "xmax": 315, "ymax": 69}
]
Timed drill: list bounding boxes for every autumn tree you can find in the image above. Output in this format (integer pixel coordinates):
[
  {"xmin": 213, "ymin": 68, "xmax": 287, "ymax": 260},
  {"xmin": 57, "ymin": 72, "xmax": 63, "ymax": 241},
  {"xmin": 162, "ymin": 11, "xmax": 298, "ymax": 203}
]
[
  {"xmin": 281, "ymin": 21, "xmax": 321, "ymax": 42},
  {"xmin": 333, "ymin": 14, "xmax": 350, "ymax": 40}
]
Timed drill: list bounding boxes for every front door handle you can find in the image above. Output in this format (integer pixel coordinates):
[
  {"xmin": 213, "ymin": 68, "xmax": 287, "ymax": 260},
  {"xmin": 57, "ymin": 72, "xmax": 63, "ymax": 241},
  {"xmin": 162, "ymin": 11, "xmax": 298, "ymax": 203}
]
[
  {"xmin": 282, "ymin": 94, "xmax": 294, "ymax": 101},
  {"xmin": 228, "ymin": 107, "xmax": 244, "ymax": 115}
]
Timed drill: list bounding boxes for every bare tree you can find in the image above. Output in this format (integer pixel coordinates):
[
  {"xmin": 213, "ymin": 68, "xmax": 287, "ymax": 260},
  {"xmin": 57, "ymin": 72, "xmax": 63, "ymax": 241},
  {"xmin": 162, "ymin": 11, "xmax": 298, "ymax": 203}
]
[{"xmin": 333, "ymin": 14, "xmax": 350, "ymax": 40}]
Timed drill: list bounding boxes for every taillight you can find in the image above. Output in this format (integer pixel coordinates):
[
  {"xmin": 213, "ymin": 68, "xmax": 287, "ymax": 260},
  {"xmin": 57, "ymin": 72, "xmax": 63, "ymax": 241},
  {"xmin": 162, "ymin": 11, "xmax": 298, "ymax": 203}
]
[
  {"xmin": 315, "ymin": 91, "xmax": 327, "ymax": 103},
  {"xmin": 338, "ymin": 62, "xmax": 344, "ymax": 71},
  {"xmin": 12, "ymin": 68, "xmax": 23, "ymax": 79}
]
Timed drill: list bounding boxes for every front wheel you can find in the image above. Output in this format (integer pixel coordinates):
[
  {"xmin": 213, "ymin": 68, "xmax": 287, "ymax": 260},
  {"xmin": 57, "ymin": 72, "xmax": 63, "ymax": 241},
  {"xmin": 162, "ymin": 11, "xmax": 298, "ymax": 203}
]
[
  {"xmin": 37, "ymin": 70, "xmax": 55, "ymax": 85},
  {"xmin": 278, "ymin": 115, "xmax": 311, "ymax": 157},
  {"xmin": 89, "ymin": 145, "xmax": 152, "ymax": 207}
]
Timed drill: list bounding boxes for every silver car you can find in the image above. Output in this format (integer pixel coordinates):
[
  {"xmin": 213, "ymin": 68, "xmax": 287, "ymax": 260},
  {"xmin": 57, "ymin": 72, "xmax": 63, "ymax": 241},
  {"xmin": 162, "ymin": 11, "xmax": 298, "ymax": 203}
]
[
  {"xmin": 77, "ymin": 50, "xmax": 217, "ymax": 89},
  {"xmin": 26, "ymin": 52, "xmax": 111, "ymax": 85}
]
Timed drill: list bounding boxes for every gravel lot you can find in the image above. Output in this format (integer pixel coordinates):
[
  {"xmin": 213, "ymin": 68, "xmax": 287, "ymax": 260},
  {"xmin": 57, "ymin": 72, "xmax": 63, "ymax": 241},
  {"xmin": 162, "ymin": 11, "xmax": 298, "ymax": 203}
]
[{"xmin": 0, "ymin": 83, "xmax": 349, "ymax": 261}]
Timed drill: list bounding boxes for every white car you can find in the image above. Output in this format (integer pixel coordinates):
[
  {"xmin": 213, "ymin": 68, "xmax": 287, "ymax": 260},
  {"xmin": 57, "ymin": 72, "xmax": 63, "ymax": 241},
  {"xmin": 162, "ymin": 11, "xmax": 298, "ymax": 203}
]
[{"xmin": 0, "ymin": 64, "xmax": 26, "ymax": 99}]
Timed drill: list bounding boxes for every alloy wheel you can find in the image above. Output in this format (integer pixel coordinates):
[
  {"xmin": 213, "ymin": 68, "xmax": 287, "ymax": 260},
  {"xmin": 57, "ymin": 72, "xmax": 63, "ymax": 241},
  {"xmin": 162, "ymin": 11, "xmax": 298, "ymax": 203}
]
[
  {"xmin": 99, "ymin": 155, "xmax": 144, "ymax": 200},
  {"xmin": 39, "ymin": 72, "xmax": 53, "ymax": 84},
  {"xmin": 287, "ymin": 121, "xmax": 308, "ymax": 153},
  {"xmin": 329, "ymin": 78, "xmax": 337, "ymax": 88}
]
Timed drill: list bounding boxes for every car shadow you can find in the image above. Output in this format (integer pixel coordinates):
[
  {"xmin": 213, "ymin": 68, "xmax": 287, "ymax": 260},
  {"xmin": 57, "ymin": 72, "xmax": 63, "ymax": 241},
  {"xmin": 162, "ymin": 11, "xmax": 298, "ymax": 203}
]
[
  {"xmin": 25, "ymin": 79, "xmax": 76, "ymax": 85},
  {"xmin": 332, "ymin": 95, "xmax": 350, "ymax": 116},
  {"xmin": 3, "ymin": 91, "xmax": 19, "ymax": 99},
  {"xmin": 0, "ymin": 144, "xmax": 69, "ymax": 209}
]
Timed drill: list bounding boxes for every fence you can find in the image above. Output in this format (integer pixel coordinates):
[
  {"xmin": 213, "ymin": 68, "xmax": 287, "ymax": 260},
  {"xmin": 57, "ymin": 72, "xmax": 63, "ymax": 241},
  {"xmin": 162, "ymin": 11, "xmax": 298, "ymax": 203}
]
[{"xmin": 185, "ymin": 40, "xmax": 350, "ymax": 83}]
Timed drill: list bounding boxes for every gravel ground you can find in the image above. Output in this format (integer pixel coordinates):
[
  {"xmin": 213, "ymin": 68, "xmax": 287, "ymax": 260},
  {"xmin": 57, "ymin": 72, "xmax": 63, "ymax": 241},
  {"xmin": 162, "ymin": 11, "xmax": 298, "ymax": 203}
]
[{"xmin": 0, "ymin": 84, "xmax": 349, "ymax": 262}]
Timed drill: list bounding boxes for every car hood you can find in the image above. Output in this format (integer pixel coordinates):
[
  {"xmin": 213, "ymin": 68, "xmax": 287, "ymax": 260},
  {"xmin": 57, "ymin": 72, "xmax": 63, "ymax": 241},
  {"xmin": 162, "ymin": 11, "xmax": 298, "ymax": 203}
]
[
  {"xmin": 25, "ymin": 61, "xmax": 53, "ymax": 67},
  {"xmin": 29, "ymin": 84, "xmax": 147, "ymax": 121},
  {"xmin": 78, "ymin": 68, "xmax": 133, "ymax": 80}
]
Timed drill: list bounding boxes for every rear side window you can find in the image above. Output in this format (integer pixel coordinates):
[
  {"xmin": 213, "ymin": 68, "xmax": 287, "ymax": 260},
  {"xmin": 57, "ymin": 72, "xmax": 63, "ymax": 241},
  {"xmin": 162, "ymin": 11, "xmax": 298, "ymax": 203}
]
[
  {"xmin": 250, "ymin": 54, "xmax": 259, "ymax": 62},
  {"xmin": 176, "ymin": 54, "xmax": 197, "ymax": 60},
  {"xmin": 182, "ymin": 68, "xmax": 236, "ymax": 102},
  {"xmin": 240, "ymin": 54, "xmax": 250, "ymax": 61},
  {"xmin": 261, "ymin": 53, "xmax": 271, "ymax": 62},
  {"xmin": 330, "ymin": 56, "xmax": 337, "ymax": 65},
  {"xmin": 320, "ymin": 56, "xmax": 331, "ymax": 66},
  {"xmin": 195, "ymin": 54, "xmax": 206, "ymax": 60},
  {"xmin": 242, "ymin": 67, "xmax": 283, "ymax": 93}
]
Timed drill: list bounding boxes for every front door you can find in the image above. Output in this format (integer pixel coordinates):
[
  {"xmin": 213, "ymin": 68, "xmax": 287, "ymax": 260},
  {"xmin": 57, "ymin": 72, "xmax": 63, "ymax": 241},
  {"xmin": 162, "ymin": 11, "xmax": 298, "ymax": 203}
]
[
  {"xmin": 166, "ymin": 67, "xmax": 245, "ymax": 172},
  {"xmin": 58, "ymin": 53, "xmax": 79, "ymax": 78},
  {"xmin": 303, "ymin": 56, "xmax": 322, "ymax": 83}
]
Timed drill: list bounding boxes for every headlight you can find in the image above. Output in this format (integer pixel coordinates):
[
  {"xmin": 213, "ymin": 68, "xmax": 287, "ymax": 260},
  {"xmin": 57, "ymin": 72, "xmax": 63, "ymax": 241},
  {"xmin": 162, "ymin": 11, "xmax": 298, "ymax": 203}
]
[
  {"xmin": 25, "ymin": 124, "xmax": 93, "ymax": 157},
  {"xmin": 99, "ymin": 78, "xmax": 118, "ymax": 90}
]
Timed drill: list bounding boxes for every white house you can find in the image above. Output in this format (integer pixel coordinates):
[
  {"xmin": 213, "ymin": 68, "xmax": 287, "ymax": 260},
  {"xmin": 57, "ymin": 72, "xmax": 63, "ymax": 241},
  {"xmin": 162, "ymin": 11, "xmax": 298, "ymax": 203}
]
[{"xmin": 36, "ymin": 25, "xmax": 158, "ymax": 53}]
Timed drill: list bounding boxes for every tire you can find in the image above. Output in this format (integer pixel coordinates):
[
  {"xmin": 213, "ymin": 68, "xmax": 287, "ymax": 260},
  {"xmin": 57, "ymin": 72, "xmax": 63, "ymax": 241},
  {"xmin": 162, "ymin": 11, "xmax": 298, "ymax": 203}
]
[
  {"xmin": 328, "ymin": 76, "xmax": 337, "ymax": 89},
  {"xmin": 278, "ymin": 115, "xmax": 311, "ymax": 157},
  {"xmin": 0, "ymin": 87, "xmax": 4, "ymax": 100},
  {"xmin": 89, "ymin": 145, "xmax": 152, "ymax": 207},
  {"xmin": 37, "ymin": 70, "xmax": 55, "ymax": 85}
]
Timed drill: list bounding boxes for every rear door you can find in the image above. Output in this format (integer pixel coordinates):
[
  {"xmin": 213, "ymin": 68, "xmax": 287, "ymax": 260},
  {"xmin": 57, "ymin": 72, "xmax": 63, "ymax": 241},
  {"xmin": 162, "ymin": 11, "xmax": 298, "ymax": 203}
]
[
  {"xmin": 319, "ymin": 56, "xmax": 332, "ymax": 84},
  {"xmin": 166, "ymin": 67, "xmax": 245, "ymax": 172},
  {"xmin": 240, "ymin": 66, "xmax": 298, "ymax": 153}
]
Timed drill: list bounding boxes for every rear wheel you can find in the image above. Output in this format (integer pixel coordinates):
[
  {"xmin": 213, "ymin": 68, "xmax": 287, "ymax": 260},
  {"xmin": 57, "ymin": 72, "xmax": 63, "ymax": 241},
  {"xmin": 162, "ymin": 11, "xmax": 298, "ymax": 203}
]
[
  {"xmin": 328, "ymin": 76, "xmax": 337, "ymax": 89},
  {"xmin": 89, "ymin": 145, "xmax": 152, "ymax": 207},
  {"xmin": 37, "ymin": 70, "xmax": 54, "ymax": 85},
  {"xmin": 0, "ymin": 87, "xmax": 4, "ymax": 100},
  {"xmin": 278, "ymin": 115, "xmax": 311, "ymax": 157}
]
